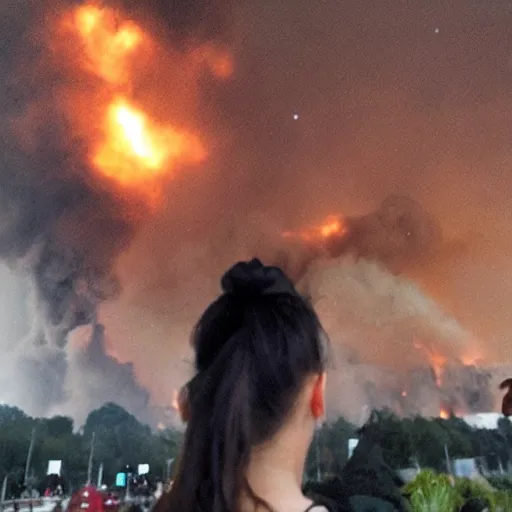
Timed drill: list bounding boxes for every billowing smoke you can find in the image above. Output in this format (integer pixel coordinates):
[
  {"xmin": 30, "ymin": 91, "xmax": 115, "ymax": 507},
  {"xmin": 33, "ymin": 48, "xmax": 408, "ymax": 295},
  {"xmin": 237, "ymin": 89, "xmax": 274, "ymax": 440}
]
[
  {"xmin": 0, "ymin": 0, "xmax": 232, "ymax": 422},
  {"xmin": 51, "ymin": 322, "xmax": 151, "ymax": 427},
  {"xmin": 298, "ymin": 255, "xmax": 493, "ymax": 422},
  {"xmin": 276, "ymin": 195, "xmax": 442, "ymax": 281}
]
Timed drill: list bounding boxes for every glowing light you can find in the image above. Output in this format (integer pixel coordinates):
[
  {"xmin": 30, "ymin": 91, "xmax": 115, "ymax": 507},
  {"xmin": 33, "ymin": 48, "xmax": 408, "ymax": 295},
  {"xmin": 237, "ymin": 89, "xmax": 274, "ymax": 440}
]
[
  {"xmin": 413, "ymin": 338, "xmax": 447, "ymax": 387},
  {"xmin": 94, "ymin": 98, "xmax": 206, "ymax": 186},
  {"xmin": 440, "ymin": 408, "xmax": 450, "ymax": 420},
  {"xmin": 283, "ymin": 215, "xmax": 347, "ymax": 243},
  {"xmin": 460, "ymin": 352, "xmax": 481, "ymax": 366},
  {"xmin": 74, "ymin": 5, "xmax": 142, "ymax": 84},
  {"xmin": 192, "ymin": 45, "xmax": 234, "ymax": 78}
]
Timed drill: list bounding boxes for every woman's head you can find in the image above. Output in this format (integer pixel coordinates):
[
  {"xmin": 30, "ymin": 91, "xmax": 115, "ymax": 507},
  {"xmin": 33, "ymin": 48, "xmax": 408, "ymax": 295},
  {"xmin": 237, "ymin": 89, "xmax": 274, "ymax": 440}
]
[{"xmin": 167, "ymin": 259, "xmax": 327, "ymax": 512}]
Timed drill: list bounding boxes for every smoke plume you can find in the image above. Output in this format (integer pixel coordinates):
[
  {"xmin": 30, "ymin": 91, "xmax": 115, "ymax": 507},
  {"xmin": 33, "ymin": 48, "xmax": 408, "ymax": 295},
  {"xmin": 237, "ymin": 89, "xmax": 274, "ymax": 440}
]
[{"xmin": 0, "ymin": 0, "xmax": 232, "ymax": 422}]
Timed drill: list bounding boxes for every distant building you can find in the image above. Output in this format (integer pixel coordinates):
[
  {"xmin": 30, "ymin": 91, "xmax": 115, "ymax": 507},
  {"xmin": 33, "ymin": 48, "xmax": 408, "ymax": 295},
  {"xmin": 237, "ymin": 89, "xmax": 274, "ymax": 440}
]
[{"xmin": 462, "ymin": 412, "xmax": 510, "ymax": 430}]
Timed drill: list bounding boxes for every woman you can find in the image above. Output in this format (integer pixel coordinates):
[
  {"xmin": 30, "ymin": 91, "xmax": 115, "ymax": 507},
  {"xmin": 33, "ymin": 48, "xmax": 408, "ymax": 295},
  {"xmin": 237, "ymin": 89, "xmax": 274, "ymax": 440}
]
[{"xmin": 160, "ymin": 258, "xmax": 333, "ymax": 512}]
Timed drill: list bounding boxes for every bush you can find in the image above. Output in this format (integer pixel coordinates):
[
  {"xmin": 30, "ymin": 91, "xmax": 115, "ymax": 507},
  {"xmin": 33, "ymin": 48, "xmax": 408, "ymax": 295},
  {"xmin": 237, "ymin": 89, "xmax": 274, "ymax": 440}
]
[
  {"xmin": 488, "ymin": 475, "xmax": 512, "ymax": 492},
  {"xmin": 404, "ymin": 470, "xmax": 462, "ymax": 511},
  {"xmin": 404, "ymin": 471, "xmax": 512, "ymax": 511},
  {"xmin": 495, "ymin": 490, "xmax": 512, "ymax": 511},
  {"xmin": 454, "ymin": 479, "xmax": 494, "ymax": 511}
]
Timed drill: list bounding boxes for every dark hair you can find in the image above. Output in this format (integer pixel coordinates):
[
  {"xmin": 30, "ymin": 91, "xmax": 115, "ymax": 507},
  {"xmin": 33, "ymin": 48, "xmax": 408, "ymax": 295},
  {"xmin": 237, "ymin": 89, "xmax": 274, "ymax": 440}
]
[{"xmin": 165, "ymin": 259, "xmax": 326, "ymax": 512}]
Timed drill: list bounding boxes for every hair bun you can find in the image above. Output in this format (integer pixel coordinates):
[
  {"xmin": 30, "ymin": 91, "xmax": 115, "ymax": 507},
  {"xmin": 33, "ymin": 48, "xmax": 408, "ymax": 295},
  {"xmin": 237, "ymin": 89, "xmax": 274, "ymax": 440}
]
[{"xmin": 221, "ymin": 258, "xmax": 297, "ymax": 297}]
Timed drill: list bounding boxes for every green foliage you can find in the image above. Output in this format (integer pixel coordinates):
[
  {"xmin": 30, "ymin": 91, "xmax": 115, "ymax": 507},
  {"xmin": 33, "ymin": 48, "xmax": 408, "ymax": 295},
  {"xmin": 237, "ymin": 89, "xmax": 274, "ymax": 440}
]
[
  {"xmin": 454, "ymin": 478, "xmax": 495, "ymax": 511},
  {"xmin": 355, "ymin": 410, "xmax": 414, "ymax": 469},
  {"xmin": 405, "ymin": 472, "xmax": 512, "ymax": 512},
  {"xmin": 495, "ymin": 490, "xmax": 512, "ymax": 511},
  {"xmin": 488, "ymin": 475, "xmax": 512, "ymax": 492},
  {"xmin": 404, "ymin": 470, "xmax": 462, "ymax": 512},
  {"xmin": 305, "ymin": 416, "xmax": 357, "ymax": 479},
  {"xmin": 409, "ymin": 485, "xmax": 459, "ymax": 512},
  {"xmin": 0, "ymin": 403, "xmax": 181, "ymax": 495},
  {"xmin": 4, "ymin": 400, "xmax": 512, "ymax": 504}
]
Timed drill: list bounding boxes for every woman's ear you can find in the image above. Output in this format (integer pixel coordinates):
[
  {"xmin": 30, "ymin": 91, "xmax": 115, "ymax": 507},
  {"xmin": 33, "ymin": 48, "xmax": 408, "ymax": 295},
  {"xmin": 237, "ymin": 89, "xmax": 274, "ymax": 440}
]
[
  {"xmin": 310, "ymin": 372, "xmax": 326, "ymax": 420},
  {"xmin": 178, "ymin": 385, "xmax": 190, "ymax": 423}
]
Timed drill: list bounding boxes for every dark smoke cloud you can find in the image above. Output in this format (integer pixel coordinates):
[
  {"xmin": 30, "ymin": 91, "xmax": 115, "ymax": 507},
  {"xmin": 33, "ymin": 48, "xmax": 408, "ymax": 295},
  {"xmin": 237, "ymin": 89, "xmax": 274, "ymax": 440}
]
[
  {"xmin": 55, "ymin": 323, "xmax": 152, "ymax": 426},
  {"xmin": 327, "ymin": 196, "xmax": 441, "ymax": 272},
  {"xmin": 276, "ymin": 195, "xmax": 442, "ymax": 282},
  {"xmin": 114, "ymin": 0, "xmax": 233, "ymax": 44}
]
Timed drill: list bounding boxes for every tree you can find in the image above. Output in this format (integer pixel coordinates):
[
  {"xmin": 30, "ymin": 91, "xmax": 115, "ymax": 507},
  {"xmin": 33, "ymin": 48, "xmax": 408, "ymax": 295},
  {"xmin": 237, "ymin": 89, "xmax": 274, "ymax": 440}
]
[{"xmin": 43, "ymin": 416, "xmax": 74, "ymax": 438}]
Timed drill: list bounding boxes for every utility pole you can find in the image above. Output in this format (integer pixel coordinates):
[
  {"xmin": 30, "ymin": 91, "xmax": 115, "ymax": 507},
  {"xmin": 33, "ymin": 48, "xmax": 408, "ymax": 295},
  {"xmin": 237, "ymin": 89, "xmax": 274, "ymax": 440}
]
[
  {"xmin": 87, "ymin": 433, "xmax": 96, "ymax": 485},
  {"xmin": 24, "ymin": 428, "xmax": 36, "ymax": 489},
  {"xmin": 444, "ymin": 444, "xmax": 453, "ymax": 477},
  {"xmin": 1, "ymin": 474, "xmax": 9, "ymax": 505},
  {"xmin": 97, "ymin": 463, "xmax": 103, "ymax": 488}
]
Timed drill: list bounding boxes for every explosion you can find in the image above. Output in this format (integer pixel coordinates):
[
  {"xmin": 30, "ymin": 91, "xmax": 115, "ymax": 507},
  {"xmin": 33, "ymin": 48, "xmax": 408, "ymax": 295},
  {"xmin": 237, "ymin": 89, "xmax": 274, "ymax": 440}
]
[
  {"xmin": 95, "ymin": 97, "xmax": 205, "ymax": 187},
  {"xmin": 61, "ymin": 3, "xmax": 212, "ymax": 198},
  {"xmin": 74, "ymin": 4, "xmax": 142, "ymax": 85}
]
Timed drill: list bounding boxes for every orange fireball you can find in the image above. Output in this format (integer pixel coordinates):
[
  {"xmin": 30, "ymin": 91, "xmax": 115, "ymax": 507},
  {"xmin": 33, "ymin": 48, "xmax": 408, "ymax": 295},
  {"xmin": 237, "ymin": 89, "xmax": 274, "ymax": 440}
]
[
  {"xmin": 74, "ymin": 4, "xmax": 143, "ymax": 84},
  {"xmin": 55, "ymin": 3, "xmax": 215, "ymax": 194},
  {"xmin": 94, "ymin": 98, "xmax": 206, "ymax": 186},
  {"xmin": 439, "ymin": 408, "xmax": 450, "ymax": 419}
]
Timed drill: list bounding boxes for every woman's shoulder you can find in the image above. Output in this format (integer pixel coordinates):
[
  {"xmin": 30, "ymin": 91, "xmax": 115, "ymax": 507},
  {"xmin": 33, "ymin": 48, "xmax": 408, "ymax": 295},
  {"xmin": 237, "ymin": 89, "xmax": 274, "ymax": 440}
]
[
  {"xmin": 304, "ymin": 493, "xmax": 350, "ymax": 512},
  {"xmin": 303, "ymin": 480, "xmax": 352, "ymax": 512}
]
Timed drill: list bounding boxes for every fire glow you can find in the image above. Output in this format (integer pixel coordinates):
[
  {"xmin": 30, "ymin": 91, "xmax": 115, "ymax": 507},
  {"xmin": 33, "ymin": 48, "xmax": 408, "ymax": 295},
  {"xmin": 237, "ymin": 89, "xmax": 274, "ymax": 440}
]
[
  {"xmin": 283, "ymin": 215, "xmax": 347, "ymax": 243},
  {"xmin": 413, "ymin": 338, "xmax": 447, "ymax": 388},
  {"xmin": 61, "ymin": 3, "xmax": 215, "ymax": 195},
  {"xmin": 94, "ymin": 98, "xmax": 205, "ymax": 185},
  {"xmin": 74, "ymin": 4, "xmax": 142, "ymax": 84}
]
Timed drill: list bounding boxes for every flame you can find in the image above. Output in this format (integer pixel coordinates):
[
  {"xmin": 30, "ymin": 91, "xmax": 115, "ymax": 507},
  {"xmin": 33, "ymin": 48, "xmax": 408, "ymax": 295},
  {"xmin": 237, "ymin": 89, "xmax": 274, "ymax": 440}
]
[
  {"xmin": 94, "ymin": 97, "xmax": 206, "ymax": 187},
  {"xmin": 413, "ymin": 338, "xmax": 447, "ymax": 387},
  {"xmin": 440, "ymin": 407, "xmax": 450, "ymax": 419},
  {"xmin": 74, "ymin": 5, "xmax": 142, "ymax": 84},
  {"xmin": 57, "ymin": 2, "xmax": 223, "ymax": 198},
  {"xmin": 283, "ymin": 215, "xmax": 347, "ymax": 243},
  {"xmin": 460, "ymin": 352, "xmax": 482, "ymax": 366}
]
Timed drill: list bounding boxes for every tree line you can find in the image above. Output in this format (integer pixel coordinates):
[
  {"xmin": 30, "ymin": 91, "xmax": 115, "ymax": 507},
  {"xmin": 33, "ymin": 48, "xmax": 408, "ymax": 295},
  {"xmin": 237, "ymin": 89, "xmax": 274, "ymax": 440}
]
[
  {"xmin": 308, "ymin": 410, "xmax": 512, "ymax": 479},
  {"xmin": 2, "ymin": 403, "xmax": 512, "ymax": 498},
  {"xmin": 0, "ymin": 403, "xmax": 181, "ymax": 497}
]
